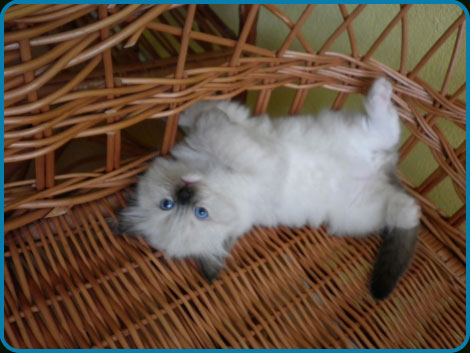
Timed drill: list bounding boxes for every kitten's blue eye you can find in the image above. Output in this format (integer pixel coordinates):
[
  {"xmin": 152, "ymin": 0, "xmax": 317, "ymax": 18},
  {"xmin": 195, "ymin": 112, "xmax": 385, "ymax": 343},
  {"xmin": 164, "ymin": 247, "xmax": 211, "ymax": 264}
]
[
  {"xmin": 160, "ymin": 199, "xmax": 174, "ymax": 210},
  {"xmin": 194, "ymin": 207, "xmax": 208, "ymax": 219}
]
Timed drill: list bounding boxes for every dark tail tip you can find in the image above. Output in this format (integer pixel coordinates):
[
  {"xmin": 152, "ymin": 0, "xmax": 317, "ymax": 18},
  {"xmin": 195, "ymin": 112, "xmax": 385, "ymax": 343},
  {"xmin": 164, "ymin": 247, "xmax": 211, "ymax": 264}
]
[
  {"xmin": 370, "ymin": 226, "xmax": 419, "ymax": 300},
  {"xmin": 370, "ymin": 275, "xmax": 396, "ymax": 301}
]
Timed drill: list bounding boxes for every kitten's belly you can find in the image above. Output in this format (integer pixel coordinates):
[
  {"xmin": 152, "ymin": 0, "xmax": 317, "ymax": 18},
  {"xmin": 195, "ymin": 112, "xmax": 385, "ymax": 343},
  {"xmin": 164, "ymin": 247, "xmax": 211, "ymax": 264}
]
[{"xmin": 271, "ymin": 146, "xmax": 384, "ymax": 228}]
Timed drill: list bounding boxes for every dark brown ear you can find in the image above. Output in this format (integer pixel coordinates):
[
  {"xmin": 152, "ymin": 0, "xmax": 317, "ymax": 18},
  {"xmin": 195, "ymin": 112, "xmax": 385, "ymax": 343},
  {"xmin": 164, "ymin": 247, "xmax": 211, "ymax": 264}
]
[
  {"xmin": 106, "ymin": 216, "xmax": 121, "ymax": 235},
  {"xmin": 114, "ymin": 187, "xmax": 145, "ymax": 236},
  {"xmin": 223, "ymin": 236, "xmax": 237, "ymax": 252},
  {"xmin": 195, "ymin": 255, "xmax": 227, "ymax": 283},
  {"xmin": 116, "ymin": 204, "xmax": 145, "ymax": 236}
]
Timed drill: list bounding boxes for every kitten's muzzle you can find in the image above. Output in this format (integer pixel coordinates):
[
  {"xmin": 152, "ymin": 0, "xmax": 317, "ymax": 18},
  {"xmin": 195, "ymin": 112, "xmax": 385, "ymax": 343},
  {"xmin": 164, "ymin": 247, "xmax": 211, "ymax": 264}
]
[{"xmin": 176, "ymin": 185, "xmax": 194, "ymax": 205}]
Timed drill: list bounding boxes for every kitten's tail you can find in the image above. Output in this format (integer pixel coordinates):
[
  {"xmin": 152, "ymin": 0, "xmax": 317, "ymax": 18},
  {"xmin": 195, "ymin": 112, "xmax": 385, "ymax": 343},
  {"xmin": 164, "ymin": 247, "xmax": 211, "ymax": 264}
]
[{"xmin": 370, "ymin": 226, "xmax": 419, "ymax": 300}]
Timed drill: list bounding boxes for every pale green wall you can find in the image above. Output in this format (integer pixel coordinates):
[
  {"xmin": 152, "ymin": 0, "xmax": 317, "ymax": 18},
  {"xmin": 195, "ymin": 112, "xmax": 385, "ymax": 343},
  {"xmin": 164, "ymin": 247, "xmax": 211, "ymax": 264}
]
[{"xmin": 211, "ymin": 4, "xmax": 466, "ymax": 225}]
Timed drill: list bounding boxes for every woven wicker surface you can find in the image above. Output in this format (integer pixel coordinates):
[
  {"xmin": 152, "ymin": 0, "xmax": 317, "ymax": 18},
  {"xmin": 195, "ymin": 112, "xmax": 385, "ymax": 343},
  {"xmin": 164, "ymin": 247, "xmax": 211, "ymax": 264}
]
[{"xmin": 3, "ymin": 4, "xmax": 466, "ymax": 348}]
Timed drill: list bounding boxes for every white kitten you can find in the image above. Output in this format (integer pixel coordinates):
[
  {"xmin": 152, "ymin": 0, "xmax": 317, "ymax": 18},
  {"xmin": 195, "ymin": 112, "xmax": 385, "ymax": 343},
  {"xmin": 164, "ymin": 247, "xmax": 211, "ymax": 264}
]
[{"xmin": 119, "ymin": 78, "xmax": 420, "ymax": 300}]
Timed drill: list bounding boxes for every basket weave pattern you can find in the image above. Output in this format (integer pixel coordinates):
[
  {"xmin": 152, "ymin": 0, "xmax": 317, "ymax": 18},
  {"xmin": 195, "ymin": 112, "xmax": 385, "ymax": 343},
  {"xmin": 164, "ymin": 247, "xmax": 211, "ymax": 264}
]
[{"xmin": 3, "ymin": 4, "xmax": 466, "ymax": 348}]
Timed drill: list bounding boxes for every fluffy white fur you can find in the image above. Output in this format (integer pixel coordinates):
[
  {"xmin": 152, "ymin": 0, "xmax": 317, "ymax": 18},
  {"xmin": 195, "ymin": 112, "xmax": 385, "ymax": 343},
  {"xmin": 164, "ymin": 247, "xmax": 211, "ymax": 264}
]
[{"xmin": 120, "ymin": 78, "xmax": 421, "ymax": 299}]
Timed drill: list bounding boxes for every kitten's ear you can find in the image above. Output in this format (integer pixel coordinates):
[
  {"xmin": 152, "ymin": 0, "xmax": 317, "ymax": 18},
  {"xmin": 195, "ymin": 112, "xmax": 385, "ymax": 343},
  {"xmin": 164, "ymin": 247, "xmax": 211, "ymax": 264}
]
[
  {"xmin": 223, "ymin": 236, "xmax": 237, "ymax": 253},
  {"xmin": 106, "ymin": 216, "xmax": 121, "ymax": 234},
  {"xmin": 106, "ymin": 189, "xmax": 140, "ymax": 235},
  {"xmin": 116, "ymin": 203, "xmax": 144, "ymax": 236},
  {"xmin": 195, "ymin": 255, "xmax": 227, "ymax": 283}
]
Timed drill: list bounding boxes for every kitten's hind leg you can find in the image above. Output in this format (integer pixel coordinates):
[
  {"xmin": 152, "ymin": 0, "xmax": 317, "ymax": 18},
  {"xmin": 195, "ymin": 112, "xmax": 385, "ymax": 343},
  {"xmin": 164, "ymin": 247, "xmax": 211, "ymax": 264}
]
[
  {"xmin": 331, "ymin": 181, "xmax": 421, "ymax": 300},
  {"xmin": 364, "ymin": 77, "xmax": 394, "ymax": 115},
  {"xmin": 370, "ymin": 189, "xmax": 421, "ymax": 300},
  {"xmin": 364, "ymin": 78, "xmax": 400, "ymax": 148}
]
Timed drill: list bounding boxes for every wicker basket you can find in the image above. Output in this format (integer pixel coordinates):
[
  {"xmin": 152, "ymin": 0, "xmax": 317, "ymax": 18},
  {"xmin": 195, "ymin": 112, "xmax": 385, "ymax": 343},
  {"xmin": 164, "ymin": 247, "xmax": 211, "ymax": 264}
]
[{"xmin": 3, "ymin": 4, "xmax": 466, "ymax": 349}]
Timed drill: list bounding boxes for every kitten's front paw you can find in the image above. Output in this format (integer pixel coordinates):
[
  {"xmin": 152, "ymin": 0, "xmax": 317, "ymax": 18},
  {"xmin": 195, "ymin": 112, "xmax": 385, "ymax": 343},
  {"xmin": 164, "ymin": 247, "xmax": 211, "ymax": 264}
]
[
  {"xmin": 179, "ymin": 101, "xmax": 215, "ymax": 128},
  {"xmin": 367, "ymin": 77, "xmax": 393, "ymax": 107}
]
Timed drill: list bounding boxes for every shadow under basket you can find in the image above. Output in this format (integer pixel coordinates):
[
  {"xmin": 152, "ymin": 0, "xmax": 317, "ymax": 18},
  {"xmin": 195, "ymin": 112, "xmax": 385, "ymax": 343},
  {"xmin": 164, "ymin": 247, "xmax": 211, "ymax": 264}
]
[{"xmin": 3, "ymin": 4, "xmax": 466, "ymax": 349}]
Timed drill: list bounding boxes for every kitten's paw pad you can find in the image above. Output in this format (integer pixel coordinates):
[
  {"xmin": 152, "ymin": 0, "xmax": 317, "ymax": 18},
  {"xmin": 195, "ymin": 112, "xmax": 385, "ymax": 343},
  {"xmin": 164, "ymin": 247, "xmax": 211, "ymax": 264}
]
[
  {"xmin": 387, "ymin": 194, "xmax": 421, "ymax": 229},
  {"xmin": 367, "ymin": 78, "xmax": 393, "ymax": 106}
]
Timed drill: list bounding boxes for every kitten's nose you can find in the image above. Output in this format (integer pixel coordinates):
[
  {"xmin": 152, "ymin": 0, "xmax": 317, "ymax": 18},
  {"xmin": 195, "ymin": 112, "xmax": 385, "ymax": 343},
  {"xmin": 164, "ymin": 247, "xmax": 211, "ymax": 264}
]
[{"xmin": 176, "ymin": 185, "xmax": 193, "ymax": 205}]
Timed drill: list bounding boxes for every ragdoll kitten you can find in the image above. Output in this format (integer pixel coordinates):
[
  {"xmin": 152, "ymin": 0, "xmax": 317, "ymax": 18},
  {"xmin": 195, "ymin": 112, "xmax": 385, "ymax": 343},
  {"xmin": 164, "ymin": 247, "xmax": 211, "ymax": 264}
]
[{"xmin": 119, "ymin": 78, "xmax": 420, "ymax": 300}]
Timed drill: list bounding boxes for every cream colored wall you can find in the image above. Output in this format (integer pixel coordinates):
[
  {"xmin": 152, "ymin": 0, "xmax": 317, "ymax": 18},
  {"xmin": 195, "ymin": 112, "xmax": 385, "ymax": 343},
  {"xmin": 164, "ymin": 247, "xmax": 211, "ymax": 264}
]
[{"xmin": 211, "ymin": 4, "xmax": 466, "ymax": 226}]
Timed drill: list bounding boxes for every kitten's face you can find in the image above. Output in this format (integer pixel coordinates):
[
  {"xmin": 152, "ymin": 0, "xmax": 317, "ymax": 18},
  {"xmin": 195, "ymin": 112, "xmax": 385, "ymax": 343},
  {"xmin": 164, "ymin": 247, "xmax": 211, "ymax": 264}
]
[{"xmin": 121, "ymin": 157, "xmax": 239, "ymax": 258}]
